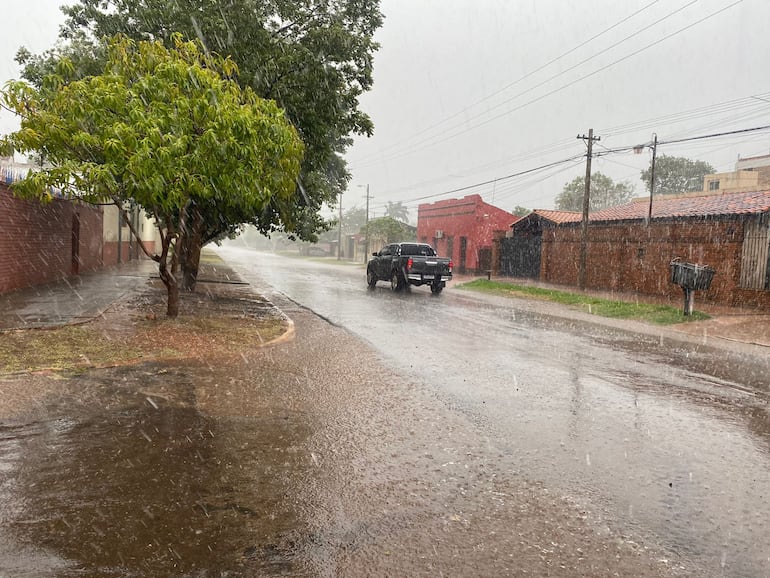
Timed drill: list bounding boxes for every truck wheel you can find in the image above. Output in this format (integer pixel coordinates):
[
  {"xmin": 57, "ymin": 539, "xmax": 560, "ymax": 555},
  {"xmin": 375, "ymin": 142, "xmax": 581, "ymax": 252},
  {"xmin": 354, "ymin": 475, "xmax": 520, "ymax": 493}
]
[
  {"xmin": 367, "ymin": 268, "xmax": 377, "ymax": 287},
  {"xmin": 391, "ymin": 271, "xmax": 404, "ymax": 292},
  {"xmin": 430, "ymin": 282, "xmax": 443, "ymax": 294}
]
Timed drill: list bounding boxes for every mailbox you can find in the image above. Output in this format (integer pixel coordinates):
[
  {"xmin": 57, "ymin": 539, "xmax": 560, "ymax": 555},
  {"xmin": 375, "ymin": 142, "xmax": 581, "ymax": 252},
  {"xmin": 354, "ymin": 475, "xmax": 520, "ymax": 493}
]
[{"xmin": 669, "ymin": 259, "xmax": 715, "ymax": 315}]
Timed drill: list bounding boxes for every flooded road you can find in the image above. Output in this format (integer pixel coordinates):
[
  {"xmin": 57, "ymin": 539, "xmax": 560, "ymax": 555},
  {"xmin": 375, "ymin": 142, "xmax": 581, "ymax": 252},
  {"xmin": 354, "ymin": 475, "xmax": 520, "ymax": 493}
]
[
  {"xmin": 1, "ymin": 246, "xmax": 768, "ymax": 576},
  {"xmin": 0, "ymin": 277, "xmax": 687, "ymax": 578},
  {"xmin": 220, "ymin": 246, "xmax": 770, "ymax": 578}
]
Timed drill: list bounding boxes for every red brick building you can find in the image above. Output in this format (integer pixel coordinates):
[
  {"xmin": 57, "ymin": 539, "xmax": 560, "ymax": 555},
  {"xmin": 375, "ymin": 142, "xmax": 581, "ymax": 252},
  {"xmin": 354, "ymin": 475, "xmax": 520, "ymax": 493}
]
[
  {"xmin": 417, "ymin": 194, "xmax": 517, "ymax": 274},
  {"xmin": 1, "ymin": 182, "xmax": 103, "ymax": 293},
  {"xmin": 538, "ymin": 190, "xmax": 770, "ymax": 308}
]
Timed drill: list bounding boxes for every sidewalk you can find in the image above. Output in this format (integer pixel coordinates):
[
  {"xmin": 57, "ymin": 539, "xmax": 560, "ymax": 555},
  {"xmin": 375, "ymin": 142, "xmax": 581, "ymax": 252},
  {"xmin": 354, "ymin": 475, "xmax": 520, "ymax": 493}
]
[
  {"xmin": 447, "ymin": 273, "xmax": 770, "ymax": 349},
  {"xmin": 0, "ymin": 259, "xmax": 158, "ymax": 330},
  {"xmin": 1, "ymin": 257, "xmax": 768, "ymax": 350}
]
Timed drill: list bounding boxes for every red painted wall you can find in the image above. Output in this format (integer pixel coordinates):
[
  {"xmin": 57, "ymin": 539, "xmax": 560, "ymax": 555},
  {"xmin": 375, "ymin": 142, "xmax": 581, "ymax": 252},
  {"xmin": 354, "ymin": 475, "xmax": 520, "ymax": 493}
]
[
  {"xmin": 417, "ymin": 195, "xmax": 516, "ymax": 273},
  {"xmin": 0, "ymin": 184, "xmax": 103, "ymax": 293}
]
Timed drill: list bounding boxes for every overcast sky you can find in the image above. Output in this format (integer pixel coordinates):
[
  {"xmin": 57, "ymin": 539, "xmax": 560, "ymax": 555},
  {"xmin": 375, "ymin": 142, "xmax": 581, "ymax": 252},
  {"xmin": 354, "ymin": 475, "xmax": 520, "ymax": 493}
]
[{"xmin": 4, "ymin": 0, "xmax": 770, "ymax": 219}]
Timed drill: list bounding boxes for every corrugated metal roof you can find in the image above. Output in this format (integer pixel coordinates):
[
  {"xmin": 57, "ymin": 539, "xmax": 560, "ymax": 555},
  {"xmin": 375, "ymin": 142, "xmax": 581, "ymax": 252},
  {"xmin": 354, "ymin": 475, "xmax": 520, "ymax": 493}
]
[
  {"xmin": 0, "ymin": 163, "xmax": 65, "ymax": 199},
  {"xmin": 0, "ymin": 164, "xmax": 30, "ymax": 185}
]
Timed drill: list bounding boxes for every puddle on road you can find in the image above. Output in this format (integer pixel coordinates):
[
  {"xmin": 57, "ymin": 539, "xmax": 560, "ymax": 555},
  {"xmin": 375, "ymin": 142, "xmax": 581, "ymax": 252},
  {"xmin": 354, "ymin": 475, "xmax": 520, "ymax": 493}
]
[{"xmin": 0, "ymin": 363, "xmax": 314, "ymax": 576}]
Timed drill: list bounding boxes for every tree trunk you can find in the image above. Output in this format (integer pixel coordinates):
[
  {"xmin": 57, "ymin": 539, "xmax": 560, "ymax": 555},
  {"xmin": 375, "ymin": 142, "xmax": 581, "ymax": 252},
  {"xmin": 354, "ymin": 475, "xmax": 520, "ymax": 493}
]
[
  {"xmin": 166, "ymin": 276, "xmax": 180, "ymax": 318},
  {"xmin": 157, "ymin": 233, "xmax": 180, "ymax": 318},
  {"xmin": 179, "ymin": 207, "xmax": 204, "ymax": 292},
  {"xmin": 181, "ymin": 240, "xmax": 202, "ymax": 292}
]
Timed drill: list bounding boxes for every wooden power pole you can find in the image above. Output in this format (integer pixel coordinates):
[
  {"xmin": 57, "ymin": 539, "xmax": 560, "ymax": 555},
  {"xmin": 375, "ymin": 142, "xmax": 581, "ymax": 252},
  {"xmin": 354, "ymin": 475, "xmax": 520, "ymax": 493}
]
[{"xmin": 577, "ymin": 129, "xmax": 600, "ymax": 290}]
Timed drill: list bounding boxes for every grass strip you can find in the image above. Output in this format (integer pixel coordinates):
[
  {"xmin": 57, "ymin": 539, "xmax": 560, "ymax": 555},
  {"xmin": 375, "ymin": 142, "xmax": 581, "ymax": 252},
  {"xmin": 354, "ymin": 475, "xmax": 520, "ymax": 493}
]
[{"xmin": 456, "ymin": 279, "xmax": 710, "ymax": 325}]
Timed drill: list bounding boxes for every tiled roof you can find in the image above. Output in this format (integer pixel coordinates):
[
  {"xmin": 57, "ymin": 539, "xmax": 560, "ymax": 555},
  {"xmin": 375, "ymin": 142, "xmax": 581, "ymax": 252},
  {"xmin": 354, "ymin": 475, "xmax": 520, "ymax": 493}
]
[
  {"xmin": 589, "ymin": 190, "xmax": 770, "ymax": 222},
  {"xmin": 532, "ymin": 209, "xmax": 583, "ymax": 224},
  {"xmin": 511, "ymin": 209, "xmax": 582, "ymax": 229}
]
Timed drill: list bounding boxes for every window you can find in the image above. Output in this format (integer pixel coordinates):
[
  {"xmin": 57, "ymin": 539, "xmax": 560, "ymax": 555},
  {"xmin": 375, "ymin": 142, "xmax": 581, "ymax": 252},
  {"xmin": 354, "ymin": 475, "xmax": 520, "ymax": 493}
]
[
  {"xmin": 708, "ymin": 180, "xmax": 720, "ymax": 191},
  {"xmin": 400, "ymin": 244, "xmax": 436, "ymax": 256}
]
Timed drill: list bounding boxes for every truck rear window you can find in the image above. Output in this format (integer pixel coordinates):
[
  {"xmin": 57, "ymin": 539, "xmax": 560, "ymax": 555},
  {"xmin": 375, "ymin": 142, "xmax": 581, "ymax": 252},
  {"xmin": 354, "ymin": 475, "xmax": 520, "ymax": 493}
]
[{"xmin": 400, "ymin": 244, "xmax": 436, "ymax": 256}]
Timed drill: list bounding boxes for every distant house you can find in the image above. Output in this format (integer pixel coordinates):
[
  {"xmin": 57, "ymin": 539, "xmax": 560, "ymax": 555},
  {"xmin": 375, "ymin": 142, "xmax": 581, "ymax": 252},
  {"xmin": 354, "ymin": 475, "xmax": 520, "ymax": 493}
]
[
  {"xmin": 349, "ymin": 220, "xmax": 417, "ymax": 263},
  {"xmin": 417, "ymin": 194, "xmax": 517, "ymax": 274},
  {"xmin": 536, "ymin": 190, "xmax": 770, "ymax": 308},
  {"xmin": 502, "ymin": 209, "xmax": 581, "ymax": 278},
  {"xmin": 702, "ymin": 153, "xmax": 770, "ymax": 194}
]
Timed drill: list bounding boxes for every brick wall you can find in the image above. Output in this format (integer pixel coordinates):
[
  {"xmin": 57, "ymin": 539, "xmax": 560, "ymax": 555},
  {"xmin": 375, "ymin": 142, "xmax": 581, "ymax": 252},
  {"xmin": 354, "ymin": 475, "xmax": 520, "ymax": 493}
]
[
  {"xmin": 0, "ymin": 184, "xmax": 103, "ymax": 293},
  {"xmin": 77, "ymin": 205, "xmax": 104, "ymax": 273},
  {"xmin": 540, "ymin": 217, "xmax": 770, "ymax": 309}
]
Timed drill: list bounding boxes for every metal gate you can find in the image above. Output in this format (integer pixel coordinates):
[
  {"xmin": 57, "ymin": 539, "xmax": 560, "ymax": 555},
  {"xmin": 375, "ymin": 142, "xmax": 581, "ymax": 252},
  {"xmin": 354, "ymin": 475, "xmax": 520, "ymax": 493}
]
[
  {"xmin": 740, "ymin": 215, "xmax": 770, "ymax": 290},
  {"xmin": 500, "ymin": 235, "xmax": 541, "ymax": 278}
]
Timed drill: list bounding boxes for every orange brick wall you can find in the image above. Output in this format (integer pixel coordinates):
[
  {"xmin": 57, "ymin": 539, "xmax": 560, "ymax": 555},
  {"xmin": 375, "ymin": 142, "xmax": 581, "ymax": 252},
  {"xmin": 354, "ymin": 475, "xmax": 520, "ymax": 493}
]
[
  {"xmin": 0, "ymin": 184, "xmax": 103, "ymax": 293},
  {"xmin": 540, "ymin": 218, "xmax": 770, "ymax": 309}
]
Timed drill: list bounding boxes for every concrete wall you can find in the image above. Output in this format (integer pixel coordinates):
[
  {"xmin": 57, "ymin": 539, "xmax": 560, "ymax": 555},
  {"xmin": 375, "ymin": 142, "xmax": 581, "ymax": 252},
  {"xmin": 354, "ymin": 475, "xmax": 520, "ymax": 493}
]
[
  {"xmin": 702, "ymin": 171, "xmax": 759, "ymax": 193},
  {"xmin": 0, "ymin": 184, "xmax": 103, "ymax": 293},
  {"xmin": 102, "ymin": 204, "xmax": 157, "ymax": 266},
  {"xmin": 540, "ymin": 217, "xmax": 770, "ymax": 309}
]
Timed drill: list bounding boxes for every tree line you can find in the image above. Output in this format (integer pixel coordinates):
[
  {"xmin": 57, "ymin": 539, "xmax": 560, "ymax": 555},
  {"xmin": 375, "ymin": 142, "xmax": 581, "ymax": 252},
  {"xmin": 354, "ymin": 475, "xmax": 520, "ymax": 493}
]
[{"xmin": 516, "ymin": 155, "xmax": 717, "ymax": 215}]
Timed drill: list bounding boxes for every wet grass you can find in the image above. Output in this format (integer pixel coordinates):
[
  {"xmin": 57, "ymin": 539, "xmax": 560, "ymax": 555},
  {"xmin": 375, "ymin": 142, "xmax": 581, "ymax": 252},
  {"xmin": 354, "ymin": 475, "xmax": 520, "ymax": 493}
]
[
  {"xmin": 0, "ymin": 324, "xmax": 148, "ymax": 373},
  {"xmin": 0, "ymin": 315, "xmax": 289, "ymax": 374},
  {"xmin": 456, "ymin": 279, "xmax": 710, "ymax": 325}
]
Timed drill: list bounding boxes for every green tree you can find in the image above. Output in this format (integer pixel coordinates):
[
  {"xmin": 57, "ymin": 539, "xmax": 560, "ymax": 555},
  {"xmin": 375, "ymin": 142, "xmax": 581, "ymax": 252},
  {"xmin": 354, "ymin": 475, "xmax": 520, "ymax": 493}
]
[
  {"xmin": 365, "ymin": 216, "xmax": 414, "ymax": 243},
  {"xmin": 512, "ymin": 205, "xmax": 530, "ymax": 217},
  {"xmin": 640, "ymin": 155, "xmax": 715, "ymax": 195},
  {"xmin": 2, "ymin": 35, "xmax": 303, "ymax": 317},
  {"xmin": 384, "ymin": 201, "xmax": 409, "ymax": 222},
  {"xmin": 17, "ymin": 0, "xmax": 383, "ymax": 287},
  {"xmin": 555, "ymin": 173, "xmax": 635, "ymax": 212},
  {"xmin": 317, "ymin": 205, "xmax": 367, "ymax": 243}
]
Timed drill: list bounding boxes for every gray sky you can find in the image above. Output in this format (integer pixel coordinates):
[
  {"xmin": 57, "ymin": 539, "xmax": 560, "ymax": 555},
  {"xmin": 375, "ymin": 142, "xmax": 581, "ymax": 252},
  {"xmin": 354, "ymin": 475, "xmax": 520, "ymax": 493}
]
[
  {"xmin": 1, "ymin": 0, "xmax": 63, "ymax": 132},
  {"xmin": 347, "ymin": 0, "xmax": 770, "ymax": 219},
  {"xmin": 3, "ymin": 0, "xmax": 770, "ymax": 218}
]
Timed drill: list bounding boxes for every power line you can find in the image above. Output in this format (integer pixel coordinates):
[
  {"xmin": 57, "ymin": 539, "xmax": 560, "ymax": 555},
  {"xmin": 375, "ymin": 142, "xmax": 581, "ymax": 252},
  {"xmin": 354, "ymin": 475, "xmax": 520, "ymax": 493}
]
[
  {"xmin": 371, "ymin": 121, "xmax": 770, "ymax": 212},
  {"xmin": 349, "ymin": 0, "xmax": 663, "ymax": 167},
  {"xmin": 593, "ymin": 122, "xmax": 770, "ymax": 156},
  {"xmin": 380, "ymin": 153, "xmax": 586, "ymax": 206},
  {"xmin": 412, "ymin": 0, "xmax": 746, "ymax": 156},
  {"xmin": 352, "ymin": 0, "xmax": 738, "ymax": 170}
]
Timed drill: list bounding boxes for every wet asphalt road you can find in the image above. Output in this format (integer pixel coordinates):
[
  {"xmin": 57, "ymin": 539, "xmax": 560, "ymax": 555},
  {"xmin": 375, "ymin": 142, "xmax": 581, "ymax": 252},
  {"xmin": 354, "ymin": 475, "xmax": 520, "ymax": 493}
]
[
  {"xmin": 220, "ymin": 246, "xmax": 770, "ymax": 578},
  {"xmin": 1, "ymin": 247, "xmax": 769, "ymax": 576}
]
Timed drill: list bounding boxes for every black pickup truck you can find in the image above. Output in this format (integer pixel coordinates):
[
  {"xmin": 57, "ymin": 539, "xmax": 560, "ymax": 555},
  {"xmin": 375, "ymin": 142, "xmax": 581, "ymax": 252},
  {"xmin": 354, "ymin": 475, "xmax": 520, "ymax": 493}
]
[{"xmin": 366, "ymin": 242, "xmax": 453, "ymax": 293}]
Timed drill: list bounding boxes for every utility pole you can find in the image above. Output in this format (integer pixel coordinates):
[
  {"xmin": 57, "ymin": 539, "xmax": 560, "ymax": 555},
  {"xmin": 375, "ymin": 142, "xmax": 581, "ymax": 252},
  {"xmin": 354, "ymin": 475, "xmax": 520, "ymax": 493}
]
[
  {"xmin": 337, "ymin": 191, "xmax": 343, "ymax": 260},
  {"xmin": 364, "ymin": 184, "xmax": 372, "ymax": 262},
  {"xmin": 647, "ymin": 133, "xmax": 658, "ymax": 224},
  {"xmin": 577, "ymin": 129, "xmax": 600, "ymax": 290}
]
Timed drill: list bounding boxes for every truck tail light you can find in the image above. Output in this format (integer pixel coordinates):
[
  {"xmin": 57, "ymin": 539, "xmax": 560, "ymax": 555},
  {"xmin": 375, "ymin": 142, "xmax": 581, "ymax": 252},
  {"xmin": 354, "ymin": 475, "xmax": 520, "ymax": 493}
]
[
  {"xmin": 407, "ymin": 257, "xmax": 413, "ymax": 270},
  {"xmin": 448, "ymin": 260, "xmax": 453, "ymax": 271}
]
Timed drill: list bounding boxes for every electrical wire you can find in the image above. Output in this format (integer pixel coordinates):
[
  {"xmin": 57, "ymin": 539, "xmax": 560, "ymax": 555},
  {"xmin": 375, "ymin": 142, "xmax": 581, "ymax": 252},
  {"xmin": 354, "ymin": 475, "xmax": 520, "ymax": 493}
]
[
  {"xmin": 369, "ymin": 120, "xmax": 770, "ymax": 214},
  {"xmin": 349, "ymin": 0, "xmax": 663, "ymax": 167},
  {"xmin": 351, "ymin": 0, "xmax": 745, "ymax": 171}
]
